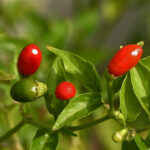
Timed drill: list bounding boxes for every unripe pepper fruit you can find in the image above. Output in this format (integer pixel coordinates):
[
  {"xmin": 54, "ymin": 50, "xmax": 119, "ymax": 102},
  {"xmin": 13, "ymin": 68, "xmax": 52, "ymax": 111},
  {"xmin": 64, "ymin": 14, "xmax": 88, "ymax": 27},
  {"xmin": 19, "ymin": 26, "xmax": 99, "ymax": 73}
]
[
  {"xmin": 108, "ymin": 42, "xmax": 143, "ymax": 77},
  {"xmin": 112, "ymin": 129, "xmax": 127, "ymax": 143},
  {"xmin": 17, "ymin": 44, "xmax": 42, "ymax": 76},
  {"xmin": 10, "ymin": 79, "xmax": 47, "ymax": 102},
  {"xmin": 55, "ymin": 81, "xmax": 76, "ymax": 100}
]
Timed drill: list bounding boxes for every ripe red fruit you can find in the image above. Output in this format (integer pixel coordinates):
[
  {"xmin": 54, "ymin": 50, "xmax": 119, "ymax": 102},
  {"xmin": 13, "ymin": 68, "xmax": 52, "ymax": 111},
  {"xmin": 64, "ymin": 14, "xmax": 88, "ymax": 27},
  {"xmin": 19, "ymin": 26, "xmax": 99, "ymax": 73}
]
[
  {"xmin": 17, "ymin": 44, "xmax": 42, "ymax": 76},
  {"xmin": 55, "ymin": 81, "xmax": 76, "ymax": 100},
  {"xmin": 108, "ymin": 44, "xmax": 143, "ymax": 77}
]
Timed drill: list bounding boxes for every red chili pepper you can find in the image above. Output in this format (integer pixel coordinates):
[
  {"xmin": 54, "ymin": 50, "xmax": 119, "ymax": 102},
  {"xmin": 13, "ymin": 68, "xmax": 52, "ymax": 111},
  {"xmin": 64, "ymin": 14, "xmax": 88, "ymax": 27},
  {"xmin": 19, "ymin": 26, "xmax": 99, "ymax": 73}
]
[
  {"xmin": 17, "ymin": 44, "xmax": 42, "ymax": 76},
  {"xmin": 108, "ymin": 43, "xmax": 143, "ymax": 77},
  {"xmin": 55, "ymin": 81, "xmax": 76, "ymax": 100}
]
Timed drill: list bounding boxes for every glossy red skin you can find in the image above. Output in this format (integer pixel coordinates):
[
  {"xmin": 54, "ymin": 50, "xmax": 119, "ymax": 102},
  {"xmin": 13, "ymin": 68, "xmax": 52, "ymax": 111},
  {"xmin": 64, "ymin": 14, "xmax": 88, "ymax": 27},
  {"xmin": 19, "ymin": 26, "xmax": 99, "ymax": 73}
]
[
  {"xmin": 55, "ymin": 81, "xmax": 76, "ymax": 100},
  {"xmin": 108, "ymin": 44, "xmax": 143, "ymax": 77},
  {"xmin": 17, "ymin": 44, "xmax": 42, "ymax": 76}
]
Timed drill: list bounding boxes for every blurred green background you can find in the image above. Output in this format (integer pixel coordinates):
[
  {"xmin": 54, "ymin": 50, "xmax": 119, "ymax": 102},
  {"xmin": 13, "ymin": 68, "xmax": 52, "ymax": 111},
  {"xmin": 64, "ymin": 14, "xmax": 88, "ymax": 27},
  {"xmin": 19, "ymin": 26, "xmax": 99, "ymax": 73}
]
[{"xmin": 0, "ymin": 0, "xmax": 150, "ymax": 150}]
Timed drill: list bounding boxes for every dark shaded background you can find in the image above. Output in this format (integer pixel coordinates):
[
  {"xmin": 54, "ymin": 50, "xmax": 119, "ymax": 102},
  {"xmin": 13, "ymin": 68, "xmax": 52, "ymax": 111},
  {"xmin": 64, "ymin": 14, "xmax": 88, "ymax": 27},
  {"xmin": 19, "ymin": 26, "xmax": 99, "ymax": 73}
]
[{"xmin": 0, "ymin": 0, "xmax": 150, "ymax": 150}]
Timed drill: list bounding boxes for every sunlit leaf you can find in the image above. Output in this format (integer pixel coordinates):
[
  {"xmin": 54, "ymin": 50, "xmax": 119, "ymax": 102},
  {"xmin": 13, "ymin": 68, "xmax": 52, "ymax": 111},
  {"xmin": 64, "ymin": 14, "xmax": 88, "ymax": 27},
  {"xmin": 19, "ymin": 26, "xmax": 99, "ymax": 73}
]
[
  {"xmin": 46, "ymin": 46, "xmax": 101, "ymax": 92},
  {"xmin": 53, "ymin": 93, "xmax": 102, "ymax": 130}
]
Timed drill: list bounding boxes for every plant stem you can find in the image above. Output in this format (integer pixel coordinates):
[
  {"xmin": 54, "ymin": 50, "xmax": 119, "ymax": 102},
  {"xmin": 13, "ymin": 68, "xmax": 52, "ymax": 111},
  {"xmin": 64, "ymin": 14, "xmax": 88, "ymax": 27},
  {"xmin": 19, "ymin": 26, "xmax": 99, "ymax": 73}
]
[
  {"xmin": 0, "ymin": 117, "xmax": 52, "ymax": 143},
  {"xmin": 67, "ymin": 115, "xmax": 110, "ymax": 131},
  {"xmin": 106, "ymin": 79, "xmax": 114, "ymax": 112},
  {"xmin": 26, "ymin": 119, "xmax": 51, "ymax": 130},
  {"xmin": 0, "ymin": 120, "xmax": 25, "ymax": 143}
]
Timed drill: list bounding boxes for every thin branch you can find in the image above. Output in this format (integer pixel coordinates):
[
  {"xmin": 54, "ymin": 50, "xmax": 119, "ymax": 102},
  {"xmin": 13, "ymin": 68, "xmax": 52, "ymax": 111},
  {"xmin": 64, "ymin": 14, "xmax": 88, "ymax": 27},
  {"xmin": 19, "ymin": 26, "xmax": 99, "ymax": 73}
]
[
  {"xmin": 26, "ymin": 119, "xmax": 51, "ymax": 130},
  {"xmin": 0, "ymin": 120, "xmax": 25, "ymax": 143},
  {"xmin": 67, "ymin": 115, "xmax": 110, "ymax": 131}
]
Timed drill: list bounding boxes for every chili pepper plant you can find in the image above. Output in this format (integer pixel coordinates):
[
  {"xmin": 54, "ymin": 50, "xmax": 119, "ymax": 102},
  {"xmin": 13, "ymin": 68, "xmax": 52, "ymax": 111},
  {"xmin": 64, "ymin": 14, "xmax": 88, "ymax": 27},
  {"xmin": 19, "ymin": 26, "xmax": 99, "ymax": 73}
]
[{"xmin": 1, "ymin": 41, "xmax": 150, "ymax": 150}]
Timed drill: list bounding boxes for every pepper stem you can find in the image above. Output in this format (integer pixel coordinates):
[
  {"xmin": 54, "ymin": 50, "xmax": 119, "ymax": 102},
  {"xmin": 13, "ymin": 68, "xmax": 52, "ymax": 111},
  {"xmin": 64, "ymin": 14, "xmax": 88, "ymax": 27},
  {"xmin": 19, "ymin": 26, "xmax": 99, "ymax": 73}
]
[
  {"xmin": 36, "ymin": 81, "xmax": 48, "ymax": 98},
  {"xmin": 136, "ymin": 41, "xmax": 144, "ymax": 47},
  {"xmin": 120, "ymin": 45, "xmax": 123, "ymax": 49}
]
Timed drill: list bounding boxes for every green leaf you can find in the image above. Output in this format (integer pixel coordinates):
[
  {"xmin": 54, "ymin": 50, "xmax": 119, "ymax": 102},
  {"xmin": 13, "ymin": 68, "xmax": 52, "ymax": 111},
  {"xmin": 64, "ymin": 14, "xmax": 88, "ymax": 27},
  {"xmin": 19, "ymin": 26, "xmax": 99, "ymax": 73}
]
[
  {"xmin": 52, "ymin": 93, "xmax": 102, "ymax": 130},
  {"xmin": 30, "ymin": 129, "xmax": 49, "ymax": 150},
  {"xmin": 120, "ymin": 74, "xmax": 142, "ymax": 122},
  {"xmin": 46, "ymin": 46, "xmax": 101, "ymax": 92},
  {"xmin": 122, "ymin": 140, "xmax": 139, "ymax": 150},
  {"xmin": 130, "ymin": 64, "xmax": 150, "ymax": 115},
  {"xmin": 112, "ymin": 75, "xmax": 125, "ymax": 93},
  {"xmin": 128, "ymin": 110, "xmax": 150, "ymax": 130},
  {"xmin": 146, "ymin": 130, "xmax": 150, "ymax": 146},
  {"xmin": 140, "ymin": 56, "xmax": 150, "ymax": 71},
  {"xmin": 0, "ymin": 69, "xmax": 15, "ymax": 81},
  {"xmin": 45, "ymin": 57, "xmax": 67, "ymax": 118},
  {"xmin": 30, "ymin": 129, "xmax": 58, "ymax": 150},
  {"xmin": 42, "ymin": 133, "xmax": 58, "ymax": 150},
  {"xmin": 46, "ymin": 57, "xmax": 66, "ymax": 95},
  {"xmin": 135, "ymin": 134, "xmax": 149, "ymax": 150},
  {"xmin": 45, "ymin": 94, "xmax": 67, "ymax": 120},
  {"xmin": 60, "ymin": 128, "xmax": 77, "ymax": 137}
]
